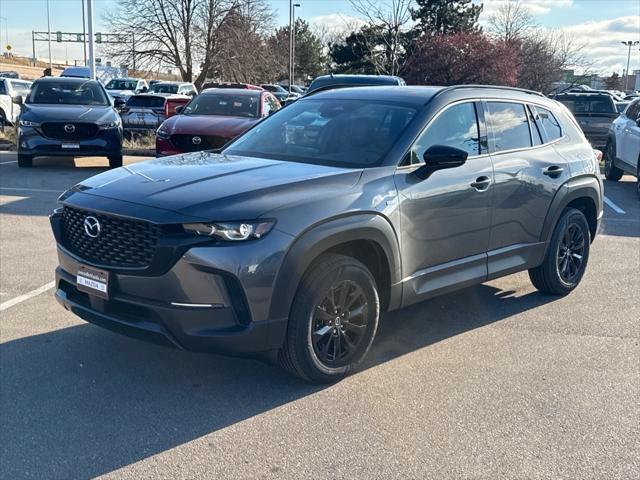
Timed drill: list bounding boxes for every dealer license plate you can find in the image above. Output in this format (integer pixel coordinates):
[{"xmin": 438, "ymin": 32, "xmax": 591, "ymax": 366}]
[
  {"xmin": 61, "ymin": 143, "xmax": 80, "ymax": 149},
  {"xmin": 77, "ymin": 265, "xmax": 110, "ymax": 299}
]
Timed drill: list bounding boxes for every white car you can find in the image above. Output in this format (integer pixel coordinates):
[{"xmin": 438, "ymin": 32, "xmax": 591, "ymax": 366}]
[
  {"xmin": 606, "ymin": 98, "xmax": 640, "ymax": 198},
  {"xmin": 0, "ymin": 78, "xmax": 32, "ymax": 125}
]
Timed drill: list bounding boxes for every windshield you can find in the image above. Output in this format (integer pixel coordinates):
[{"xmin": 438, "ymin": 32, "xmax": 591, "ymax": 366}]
[
  {"xmin": 26, "ymin": 80, "xmax": 109, "ymax": 106},
  {"xmin": 224, "ymin": 98, "xmax": 417, "ymax": 168},
  {"xmin": 183, "ymin": 93, "xmax": 259, "ymax": 118},
  {"xmin": 9, "ymin": 81, "xmax": 31, "ymax": 96},
  {"xmin": 106, "ymin": 79, "xmax": 138, "ymax": 90},
  {"xmin": 149, "ymin": 84, "xmax": 179, "ymax": 94}
]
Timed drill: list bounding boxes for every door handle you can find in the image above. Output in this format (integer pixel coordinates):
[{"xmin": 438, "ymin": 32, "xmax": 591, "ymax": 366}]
[
  {"xmin": 543, "ymin": 166, "xmax": 564, "ymax": 178},
  {"xmin": 470, "ymin": 176, "xmax": 491, "ymax": 191}
]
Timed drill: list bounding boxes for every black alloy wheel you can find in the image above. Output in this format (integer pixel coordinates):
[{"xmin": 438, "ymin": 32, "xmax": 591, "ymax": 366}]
[
  {"xmin": 556, "ymin": 221, "xmax": 586, "ymax": 285},
  {"xmin": 311, "ymin": 280, "xmax": 369, "ymax": 368}
]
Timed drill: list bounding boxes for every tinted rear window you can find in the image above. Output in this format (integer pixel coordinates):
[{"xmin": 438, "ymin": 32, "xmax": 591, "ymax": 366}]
[
  {"xmin": 557, "ymin": 96, "xmax": 615, "ymax": 114},
  {"xmin": 149, "ymin": 84, "xmax": 179, "ymax": 94},
  {"xmin": 486, "ymin": 102, "xmax": 532, "ymax": 152},
  {"xmin": 126, "ymin": 96, "xmax": 165, "ymax": 108}
]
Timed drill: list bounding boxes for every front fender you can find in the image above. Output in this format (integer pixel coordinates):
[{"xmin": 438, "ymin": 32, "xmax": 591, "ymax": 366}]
[{"xmin": 268, "ymin": 213, "xmax": 402, "ymax": 321}]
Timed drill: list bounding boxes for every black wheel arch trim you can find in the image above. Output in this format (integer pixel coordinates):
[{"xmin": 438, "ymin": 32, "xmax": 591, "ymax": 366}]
[
  {"xmin": 540, "ymin": 175, "xmax": 602, "ymax": 250},
  {"xmin": 268, "ymin": 213, "xmax": 402, "ymax": 321}
]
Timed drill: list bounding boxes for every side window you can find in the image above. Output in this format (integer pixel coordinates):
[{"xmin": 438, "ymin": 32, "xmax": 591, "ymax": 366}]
[
  {"xmin": 625, "ymin": 99, "xmax": 640, "ymax": 120},
  {"xmin": 486, "ymin": 102, "xmax": 532, "ymax": 152},
  {"xmin": 268, "ymin": 95, "xmax": 280, "ymax": 112},
  {"xmin": 527, "ymin": 105, "xmax": 543, "ymax": 146},
  {"xmin": 0, "ymin": 81, "xmax": 6, "ymax": 96},
  {"xmin": 262, "ymin": 95, "xmax": 272, "ymax": 116},
  {"xmin": 535, "ymin": 106, "xmax": 563, "ymax": 142},
  {"xmin": 410, "ymin": 102, "xmax": 480, "ymax": 164}
]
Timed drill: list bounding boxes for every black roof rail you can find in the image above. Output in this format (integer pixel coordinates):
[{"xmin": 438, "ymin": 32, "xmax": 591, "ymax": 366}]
[{"xmin": 432, "ymin": 84, "xmax": 545, "ymax": 100}]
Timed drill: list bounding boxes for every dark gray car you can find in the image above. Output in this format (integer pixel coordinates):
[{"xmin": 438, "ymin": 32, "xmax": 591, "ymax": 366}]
[{"xmin": 51, "ymin": 85, "xmax": 603, "ymax": 383}]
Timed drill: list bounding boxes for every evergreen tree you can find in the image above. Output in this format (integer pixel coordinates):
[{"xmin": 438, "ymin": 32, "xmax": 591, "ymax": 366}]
[{"xmin": 411, "ymin": 0, "xmax": 483, "ymax": 36}]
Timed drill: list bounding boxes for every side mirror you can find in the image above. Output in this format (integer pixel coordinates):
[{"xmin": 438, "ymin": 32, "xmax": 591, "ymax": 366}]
[
  {"xmin": 415, "ymin": 145, "xmax": 468, "ymax": 179},
  {"xmin": 12, "ymin": 96, "xmax": 23, "ymax": 105},
  {"xmin": 175, "ymin": 105, "xmax": 185, "ymax": 114},
  {"xmin": 113, "ymin": 98, "xmax": 126, "ymax": 108}
]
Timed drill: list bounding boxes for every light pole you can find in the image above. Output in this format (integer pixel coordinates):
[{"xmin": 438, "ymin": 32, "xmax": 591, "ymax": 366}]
[
  {"xmin": 81, "ymin": 0, "xmax": 87, "ymax": 66},
  {"xmin": 621, "ymin": 41, "xmax": 639, "ymax": 91},
  {"xmin": 86, "ymin": 0, "xmax": 96, "ymax": 79},
  {"xmin": 292, "ymin": 3, "xmax": 300, "ymax": 89},
  {"xmin": 288, "ymin": 1, "xmax": 301, "ymax": 94},
  {"xmin": 46, "ymin": 0, "xmax": 52, "ymax": 69}
]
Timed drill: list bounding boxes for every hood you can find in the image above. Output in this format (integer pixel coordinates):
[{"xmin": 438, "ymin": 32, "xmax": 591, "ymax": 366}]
[
  {"xmin": 21, "ymin": 104, "xmax": 116, "ymax": 123},
  {"xmin": 70, "ymin": 152, "xmax": 362, "ymax": 221},
  {"xmin": 162, "ymin": 114, "xmax": 259, "ymax": 137}
]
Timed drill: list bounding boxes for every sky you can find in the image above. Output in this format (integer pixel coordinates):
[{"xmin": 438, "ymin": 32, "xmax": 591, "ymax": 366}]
[{"xmin": 0, "ymin": 0, "xmax": 638, "ymax": 75}]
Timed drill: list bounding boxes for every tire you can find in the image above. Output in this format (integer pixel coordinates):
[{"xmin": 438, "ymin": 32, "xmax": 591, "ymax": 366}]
[
  {"xmin": 604, "ymin": 140, "xmax": 623, "ymax": 181},
  {"xmin": 108, "ymin": 155, "xmax": 123, "ymax": 168},
  {"xmin": 279, "ymin": 253, "xmax": 380, "ymax": 384},
  {"xmin": 17, "ymin": 154, "xmax": 33, "ymax": 168},
  {"xmin": 529, "ymin": 208, "xmax": 591, "ymax": 295}
]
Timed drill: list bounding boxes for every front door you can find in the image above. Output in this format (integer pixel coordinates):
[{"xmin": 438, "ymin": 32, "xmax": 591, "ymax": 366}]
[{"xmin": 394, "ymin": 101, "xmax": 493, "ymax": 305}]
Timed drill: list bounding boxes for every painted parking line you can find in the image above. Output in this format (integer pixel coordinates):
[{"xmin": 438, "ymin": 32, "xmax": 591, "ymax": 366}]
[
  {"xmin": 0, "ymin": 281, "xmax": 55, "ymax": 312},
  {"xmin": 0, "ymin": 186, "xmax": 62, "ymax": 193},
  {"xmin": 0, "ymin": 160, "xmax": 17, "ymax": 165},
  {"xmin": 603, "ymin": 196, "xmax": 626, "ymax": 215}
]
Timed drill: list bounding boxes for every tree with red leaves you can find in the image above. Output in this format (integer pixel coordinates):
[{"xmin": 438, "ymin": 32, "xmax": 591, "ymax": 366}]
[{"xmin": 403, "ymin": 32, "xmax": 518, "ymax": 86}]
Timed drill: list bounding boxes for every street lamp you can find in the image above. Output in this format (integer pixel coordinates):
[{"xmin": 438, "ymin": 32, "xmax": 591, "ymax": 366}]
[
  {"xmin": 47, "ymin": 0, "xmax": 52, "ymax": 69},
  {"xmin": 288, "ymin": 1, "xmax": 301, "ymax": 94},
  {"xmin": 292, "ymin": 3, "xmax": 300, "ymax": 90},
  {"xmin": 621, "ymin": 40, "xmax": 639, "ymax": 91}
]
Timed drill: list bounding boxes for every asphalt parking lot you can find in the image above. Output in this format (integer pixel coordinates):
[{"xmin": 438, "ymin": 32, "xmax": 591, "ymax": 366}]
[{"xmin": 0, "ymin": 151, "xmax": 638, "ymax": 479}]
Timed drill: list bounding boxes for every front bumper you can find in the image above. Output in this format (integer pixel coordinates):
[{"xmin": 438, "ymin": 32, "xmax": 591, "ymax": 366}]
[
  {"xmin": 50, "ymin": 206, "xmax": 292, "ymax": 356},
  {"xmin": 18, "ymin": 126, "xmax": 122, "ymax": 157}
]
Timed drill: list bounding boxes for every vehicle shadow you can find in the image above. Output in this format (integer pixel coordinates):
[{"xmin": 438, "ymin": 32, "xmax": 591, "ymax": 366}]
[{"xmin": 0, "ymin": 282, "xmax": 558, "ymax": 479}]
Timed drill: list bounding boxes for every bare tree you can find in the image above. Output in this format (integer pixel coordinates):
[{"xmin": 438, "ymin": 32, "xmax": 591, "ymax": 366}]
[
  {"xmin": 487, "ymin": 0, "xmax": 535, "ymax": 44},
  {"xmin": 349, "ymin": 0, "xmax": 413, "ymax": 75},
  {"xmin": 102, "ymin": 0, "xmax": 274, "ymax": 86}
]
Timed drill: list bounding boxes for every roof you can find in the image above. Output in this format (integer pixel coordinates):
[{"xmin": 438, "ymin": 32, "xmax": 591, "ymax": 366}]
[
  {"xmin": 34, "ymin": 76, "xmax": 99, "ymax": 84},
  {"xmin": 200, "ymin": 88, "xmax": 262, "ymax": 96},
  {"xmin": 308, "ymin": 84, "xmax": 553, "ymax": 108},
  {"xmin": 307, "ymin": 74, "xmax": 405, "ymax": 94}
]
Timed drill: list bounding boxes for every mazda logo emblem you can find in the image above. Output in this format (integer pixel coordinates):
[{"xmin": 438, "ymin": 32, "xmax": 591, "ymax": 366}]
[
  {"xmin": 192, "ymin": 136, "xmax": 202, "ymax": 145},
  {"xmin": 83, "ymin": 216, "xmax": 101, "ymax": 238},
  {"xmin": 64, "ymin": 124, "xmax": 76, "ymax": 133}
]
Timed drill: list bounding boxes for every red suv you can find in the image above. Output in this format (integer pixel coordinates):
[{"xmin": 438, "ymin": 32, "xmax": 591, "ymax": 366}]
[{"xmin": 156, "ymin": 88, "xmax": 280, "ymax": 156}]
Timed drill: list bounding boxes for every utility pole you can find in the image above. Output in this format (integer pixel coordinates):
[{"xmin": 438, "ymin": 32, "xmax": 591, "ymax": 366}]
[
  {"xmin": 32, "ymin": 31, "xmax": 36, "ymax": 66},
  {"xmin": 86, "ymin": 0, "xmax": 96, "ymax": 79},
  {"xmin": 46, "ymin": 0, "xmax": 52, "ymax": 69},
  {"xmin": 621, "ymin": 41, "xmax": 639, "ymax": 91},
  {"xmin": 81, "ymin": 0, "xmax": 87, "ymax": 66}
]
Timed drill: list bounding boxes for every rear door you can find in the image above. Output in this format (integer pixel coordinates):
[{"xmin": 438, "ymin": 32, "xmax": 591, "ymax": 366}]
[
  {"xmin": 484, "ymin": 100, "xmax": 568, "ymax": 277},
  {"xmin": 121, "ymin": 95, "xmax": 166, "ymax": 129}
]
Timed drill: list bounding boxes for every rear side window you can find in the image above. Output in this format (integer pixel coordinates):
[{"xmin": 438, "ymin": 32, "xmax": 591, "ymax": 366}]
[
  {"xmin": 527, "ymin": 106, "xmax": 543, "ymax": 146},
  {"xmin": 486, "ymin": 102, "xmax": 532, "ymax": 152},
  {"xmin": 126, "ymin": 96, "xmax": 165, "ymax": 108},
  {"xmin": 411, "ymin": 102, "xmax": 480, "ymax": 163},
  {"xmin": 534, "ymin": 106, "xmax": 563, "ymax": 142},
  {"xmin": 0, "ymin": 81, "xmax": 6, "ymax": 95}
]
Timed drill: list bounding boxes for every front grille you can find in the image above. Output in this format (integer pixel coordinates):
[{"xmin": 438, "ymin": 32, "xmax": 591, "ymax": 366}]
[
  {"xmin": 170, "ymin": 134, "xmax": 228, "ymax": 152},
  {"xmin": 61, "ymin": 206, "xmax": 161, "ymax": 268},
  {"xmin": 41, "ymin": 122, "xmax": 99, "ymax": 141}
]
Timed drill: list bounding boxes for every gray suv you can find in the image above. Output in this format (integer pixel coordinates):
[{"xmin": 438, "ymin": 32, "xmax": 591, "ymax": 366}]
[{"xmin": 51, "ymin": 86, "xmax": 603, "ymax": 383}]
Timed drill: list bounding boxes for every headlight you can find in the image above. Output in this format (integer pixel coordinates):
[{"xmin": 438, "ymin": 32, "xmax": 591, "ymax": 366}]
[
  {"xmin": 19, "ymin": 119, "xmax": 40, "ymax": 127},
  {"xmin": 183, "ymin": 220, "xmax": 275, "ymax": 241},
  {"xmin": 156, "ymin": 125, "xmax": 170, "ymax": 138},
  {"xmin": 99, "ymin": 119, "xmax": 121, "ymax": 129}
]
